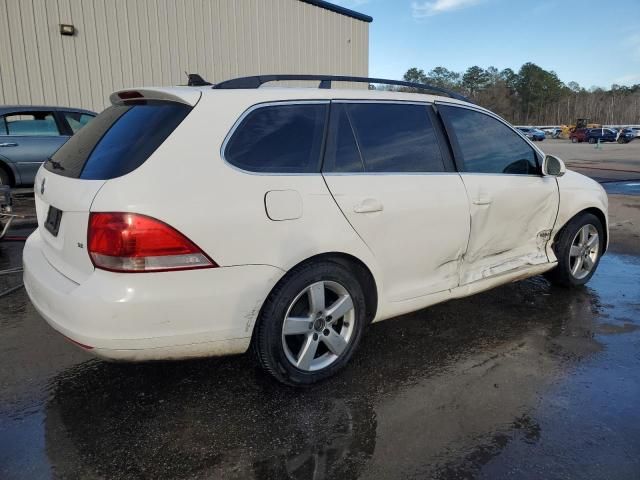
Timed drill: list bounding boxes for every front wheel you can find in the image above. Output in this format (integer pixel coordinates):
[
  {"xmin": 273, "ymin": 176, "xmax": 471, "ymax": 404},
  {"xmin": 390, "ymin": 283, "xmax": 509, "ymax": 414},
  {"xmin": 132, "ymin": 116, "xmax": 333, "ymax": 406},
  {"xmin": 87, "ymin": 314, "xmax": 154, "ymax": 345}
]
[
  {"xmin": 571, "ymin": 137, "xmax": 578, "ymax": 143},
  {"xmin": 253, "ymin": 260, "xmax": 368, "ymax": 385},
  {"xmin": 545, "ymin": 213, "xmax": 604, "ymax": 287},
  {"xmin": 588, "ymin": 138, "xmax": 596, "ymax": 144}
]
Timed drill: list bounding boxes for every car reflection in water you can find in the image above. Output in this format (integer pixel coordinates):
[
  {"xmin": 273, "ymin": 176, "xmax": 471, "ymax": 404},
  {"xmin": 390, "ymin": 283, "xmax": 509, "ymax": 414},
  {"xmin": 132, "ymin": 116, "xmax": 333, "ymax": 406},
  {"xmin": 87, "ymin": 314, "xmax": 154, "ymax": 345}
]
[{"xmin": 44, "ymin": 275, "xmax": 604, "ymax": 479}]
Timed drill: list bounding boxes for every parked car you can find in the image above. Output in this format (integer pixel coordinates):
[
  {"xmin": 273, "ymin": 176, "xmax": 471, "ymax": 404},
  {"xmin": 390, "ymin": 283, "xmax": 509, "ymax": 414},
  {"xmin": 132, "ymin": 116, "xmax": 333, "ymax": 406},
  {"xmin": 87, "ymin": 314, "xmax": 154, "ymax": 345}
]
[
  {"xmin": 616, "ymin": 128, "xmax": 636, "ymax": 144},
  {"xmin": 570, "ymin": 128, "xmax": 588, "ymax": 143},
  {"xmin": 630, "ymin": 127, "xmax": 640, "ymax": 138},
  {"xmin": 543, "ymin": 127, "xmax": 562, "ymax": 138},
  {"xmin": 517, "ymin": 127, "xmax": 545, "ymax": 141},
  {"xmin": 586, "ymin": 127, "xmax": 617, "ymax": 144},
  {"xmin": 0, "ymin": 106, "xmax": 96, "ymax": 186},
  {"xmin": 23, "ymin": 76, "xmax": 608, "ymax": 385}
]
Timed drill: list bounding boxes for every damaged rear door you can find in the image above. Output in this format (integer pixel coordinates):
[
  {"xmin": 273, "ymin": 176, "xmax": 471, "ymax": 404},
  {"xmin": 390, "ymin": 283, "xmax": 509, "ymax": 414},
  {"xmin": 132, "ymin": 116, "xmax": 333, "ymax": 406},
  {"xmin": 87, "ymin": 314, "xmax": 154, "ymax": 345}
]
[
  {"xmin": 322, "ymin": 102, "xmax": 470, "ymax": 301},
  {"xmin": 437, "ymin": 103, "xmax": 559, "ymax": 285}
]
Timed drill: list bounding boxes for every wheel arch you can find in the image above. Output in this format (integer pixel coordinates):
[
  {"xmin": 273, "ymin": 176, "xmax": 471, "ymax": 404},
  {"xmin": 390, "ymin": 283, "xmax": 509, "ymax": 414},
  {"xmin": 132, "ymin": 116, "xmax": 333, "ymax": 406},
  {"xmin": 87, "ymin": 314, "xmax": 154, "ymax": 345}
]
[
  {"xmin": 553, "ymin": 207, "xmax": 608, "ymax": 254},
  {"xmin": 264, "ymin": 252, "xmax": 379, "ymax": 325},
  {"xmin": 0, "ymin": 158, "xmax": 17, "ymax": 186}
]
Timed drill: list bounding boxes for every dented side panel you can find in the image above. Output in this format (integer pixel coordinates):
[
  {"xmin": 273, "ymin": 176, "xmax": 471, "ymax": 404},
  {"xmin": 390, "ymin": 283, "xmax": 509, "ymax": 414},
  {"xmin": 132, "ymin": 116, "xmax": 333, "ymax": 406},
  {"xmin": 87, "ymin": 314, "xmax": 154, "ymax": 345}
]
[
  {"xmin": 547, "ymin": 170, "xmax": 609, "ymax": 261},
  {"xmin": 458, "ymin": 174, "xmax": 559, "ymax": 285}
]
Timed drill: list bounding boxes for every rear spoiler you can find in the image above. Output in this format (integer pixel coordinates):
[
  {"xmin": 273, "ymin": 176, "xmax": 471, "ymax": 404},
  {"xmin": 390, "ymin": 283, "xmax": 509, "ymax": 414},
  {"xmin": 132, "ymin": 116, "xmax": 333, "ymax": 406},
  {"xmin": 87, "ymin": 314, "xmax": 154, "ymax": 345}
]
[{"xmin": 109, "ymin": 88, "xmax": 201, "ymax": 107}]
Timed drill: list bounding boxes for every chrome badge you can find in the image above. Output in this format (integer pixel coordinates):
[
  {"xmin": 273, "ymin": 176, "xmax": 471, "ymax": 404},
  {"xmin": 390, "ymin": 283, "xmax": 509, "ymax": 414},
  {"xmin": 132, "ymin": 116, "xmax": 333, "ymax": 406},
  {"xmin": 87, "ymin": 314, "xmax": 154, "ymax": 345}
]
[{"xmin": 40, "ymin": 177, "xmax": 46, "ymax": 195}]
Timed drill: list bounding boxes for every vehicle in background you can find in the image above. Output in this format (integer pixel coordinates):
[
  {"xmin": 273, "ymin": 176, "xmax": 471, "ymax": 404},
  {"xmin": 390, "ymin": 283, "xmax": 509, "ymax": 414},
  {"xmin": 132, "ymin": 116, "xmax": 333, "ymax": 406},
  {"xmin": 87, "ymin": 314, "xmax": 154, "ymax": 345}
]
[
  {"xmin": 570, "ymin": 128, "xmax": 588, "ymax": 143},
  {"xmin": 0, "ymin": 106, "xmax": 96, "ymax": 186},
  {"xmin": 629, "ymin": 127, "xmax": 640, "ymax": 138},
  {"xmin": 586, "ymin": 128, "xmax": 617, "ymax": 144},
  {"xmin": 517, "ymin": 127, "xmax": 545, "ymax": 141},
  {"xmin": 543, "ymin": 127, "xmax": 562, "ymax": 138},
  {"xmin": 616, "ymin": 128, "xmax": 636, "ymax": 144}
]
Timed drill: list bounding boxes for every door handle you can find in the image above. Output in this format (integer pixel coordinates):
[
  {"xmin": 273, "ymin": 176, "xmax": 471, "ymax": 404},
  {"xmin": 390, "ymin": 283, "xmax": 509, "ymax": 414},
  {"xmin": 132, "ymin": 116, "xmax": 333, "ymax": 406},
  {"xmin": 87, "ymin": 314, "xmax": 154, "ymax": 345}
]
[
  {"xmin": 472, "ymin": 198, "xmax": 492, "ymax": 206},
  {"xmin": 354, "ymin": 198, "xmax": 384, "ymax": 213},
  {"xmin": 0, "ymin": 142, "xmax": 18, "ymax": 147}
]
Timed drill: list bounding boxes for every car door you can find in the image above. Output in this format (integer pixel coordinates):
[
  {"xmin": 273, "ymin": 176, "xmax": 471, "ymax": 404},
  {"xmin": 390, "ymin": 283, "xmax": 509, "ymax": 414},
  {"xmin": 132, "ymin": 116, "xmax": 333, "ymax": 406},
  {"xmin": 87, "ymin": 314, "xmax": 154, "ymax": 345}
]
[
  {"xmin": 437, "ymin": 103, "xmax": 559, "ymax": 285},
  {"xmin": 322, "ymin": 102, "xmax": 470, "ymax": 302},
  {"xmin": 0, "ymin": 111, "xmax": 69, "ymax": 185}
]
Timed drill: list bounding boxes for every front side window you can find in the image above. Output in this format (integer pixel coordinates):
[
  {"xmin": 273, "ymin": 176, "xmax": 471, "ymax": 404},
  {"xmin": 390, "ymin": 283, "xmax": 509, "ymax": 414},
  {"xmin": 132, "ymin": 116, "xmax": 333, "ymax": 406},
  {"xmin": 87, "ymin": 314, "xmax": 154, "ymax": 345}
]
[
  {"xmin": 3, "ymin": 112, "xmax": 60, "ymax": 137},
  {"xmin": 439, "ymin": 105, "xmax": 538, "ymax": 175},
  {"xmin": 324, "ymin": 103, "xmax": 445, "ymax": 173},
  {"xmin": 225, "ymin": 103, "xmax": 327, "ymax": 173}
]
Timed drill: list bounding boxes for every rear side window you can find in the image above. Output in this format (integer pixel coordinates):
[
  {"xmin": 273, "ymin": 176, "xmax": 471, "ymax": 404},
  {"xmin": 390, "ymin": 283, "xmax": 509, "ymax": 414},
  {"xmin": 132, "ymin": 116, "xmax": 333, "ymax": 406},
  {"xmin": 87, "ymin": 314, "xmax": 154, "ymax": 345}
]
[
  {"xmin": 225, "ymin": 103, "xmax": 327, "ymax": 173},
  {"xmin": 2, "ymin": 112, "xmax": 60, "ymax": 136},
  {"xmin": 62, "ymin": 111, "xmax": 95, "ymax": 134},
  {"xmin": 45, "ymin": 102, "xmax": 191, "ymax": 179},
  {"xmin": 325, "ymin": 103, "xmax": 445, "ymax": 173},
  {"xmin": 439, "ymin": 105, "xmax": 538, "ymax": 175}
]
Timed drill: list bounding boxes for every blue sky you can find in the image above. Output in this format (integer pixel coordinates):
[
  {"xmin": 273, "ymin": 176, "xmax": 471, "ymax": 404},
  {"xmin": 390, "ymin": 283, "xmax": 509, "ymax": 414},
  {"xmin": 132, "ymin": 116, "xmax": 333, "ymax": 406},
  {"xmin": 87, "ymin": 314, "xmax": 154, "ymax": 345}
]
[{"xmin": 333, "ymin": 0, "xmax": 640, "ymax": 88}]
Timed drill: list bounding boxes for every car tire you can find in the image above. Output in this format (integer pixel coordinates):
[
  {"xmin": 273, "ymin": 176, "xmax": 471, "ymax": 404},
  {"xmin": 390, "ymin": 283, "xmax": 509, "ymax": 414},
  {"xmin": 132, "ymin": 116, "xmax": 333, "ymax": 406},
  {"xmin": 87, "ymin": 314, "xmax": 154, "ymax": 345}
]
[
  {"xmin": 588, "ymin": 138, "xmax": 596, "ymax": 144},
  {"xmin": 545, "ymin": 213, "xmax": 604, "ymax": 288},
  {"xmin": 0, "ymin": 166, "xmax": 10, "ymax": 186},
  {"xmin": 253, "ymin": 260, "xmax": 368, "ymax": 386},
  {"xmin": 571, "ymin": 137, "xmax": 578, "ymax": 143}
]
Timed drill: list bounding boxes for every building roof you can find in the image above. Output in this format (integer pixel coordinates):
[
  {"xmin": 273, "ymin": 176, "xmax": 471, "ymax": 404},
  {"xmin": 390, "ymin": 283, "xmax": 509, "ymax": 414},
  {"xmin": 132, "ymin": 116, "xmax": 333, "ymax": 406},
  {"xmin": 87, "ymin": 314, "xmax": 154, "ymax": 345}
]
[{"xmin": 299, "ymin": 0, "xmax": 373, "ymax": 23}]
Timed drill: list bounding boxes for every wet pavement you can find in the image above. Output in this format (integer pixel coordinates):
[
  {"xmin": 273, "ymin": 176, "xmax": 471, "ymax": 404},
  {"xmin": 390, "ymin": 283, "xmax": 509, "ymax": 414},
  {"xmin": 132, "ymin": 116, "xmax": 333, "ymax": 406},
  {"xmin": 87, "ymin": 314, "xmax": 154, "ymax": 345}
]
[
  {"xmin": 1, "ymin": 221, "xmax": 639, "ymax": 479},
  {"xmin": 603, "ymin": 181, "xmax": 640, "ymax": 196}
]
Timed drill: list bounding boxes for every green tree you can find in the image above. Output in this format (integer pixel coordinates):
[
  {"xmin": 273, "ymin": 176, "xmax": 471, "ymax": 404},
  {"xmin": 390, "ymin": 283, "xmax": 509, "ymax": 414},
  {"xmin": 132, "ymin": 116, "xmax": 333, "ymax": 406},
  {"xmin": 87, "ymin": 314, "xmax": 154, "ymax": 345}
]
[{"xmin": 462, "ymin": 66, "xmax": 490, "ymax": 96}]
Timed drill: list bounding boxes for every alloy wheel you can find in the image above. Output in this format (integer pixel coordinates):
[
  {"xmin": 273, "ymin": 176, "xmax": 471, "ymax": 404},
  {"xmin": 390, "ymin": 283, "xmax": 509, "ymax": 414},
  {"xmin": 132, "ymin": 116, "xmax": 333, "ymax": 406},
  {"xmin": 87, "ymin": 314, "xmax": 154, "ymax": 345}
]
[
  {"xmin": 569, "ymin": 224, "xmax": 599, "ymax": 280},
  {"xmin": 282, "ymin": 281, "xmax": 356, "ymax": 372}
]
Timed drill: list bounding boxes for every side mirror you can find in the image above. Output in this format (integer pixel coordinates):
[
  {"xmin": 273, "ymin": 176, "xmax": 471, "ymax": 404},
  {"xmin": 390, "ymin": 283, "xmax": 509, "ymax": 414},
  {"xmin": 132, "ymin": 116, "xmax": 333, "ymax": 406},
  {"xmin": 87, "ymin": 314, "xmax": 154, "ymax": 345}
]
[{"xmin": 542, "ymin": 155, "xmax": 566, "ymax": 177}]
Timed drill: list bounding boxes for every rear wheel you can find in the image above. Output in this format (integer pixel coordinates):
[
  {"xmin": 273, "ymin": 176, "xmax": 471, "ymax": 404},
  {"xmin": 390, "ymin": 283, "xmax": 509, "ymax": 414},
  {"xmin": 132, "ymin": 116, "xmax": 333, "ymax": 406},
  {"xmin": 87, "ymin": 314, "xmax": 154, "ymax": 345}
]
[
  {"xmin": 0, "ymin": 167, "xmax": 10, "ymax": 186},
  {"xmin": 588, "ymin": 137, "xmax": 596, "ymax": 144},
  {"xmin": 253, "ymin": 260, "xmax": 367, "ymax": 386},
  {"xmin": 545, "ymin": 213, "xmax": 604, "ymax": 287},
  {"xmin": 571, "ymin": 137, "xmax": 578, "ymax": 143}
]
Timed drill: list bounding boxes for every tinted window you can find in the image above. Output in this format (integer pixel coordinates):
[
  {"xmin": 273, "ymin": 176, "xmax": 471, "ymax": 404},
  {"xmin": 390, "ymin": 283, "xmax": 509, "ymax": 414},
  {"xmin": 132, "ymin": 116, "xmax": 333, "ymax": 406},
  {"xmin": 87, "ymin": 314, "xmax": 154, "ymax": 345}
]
[
  {"xmin": 46, "ymin": 102, "xmax": 191, "ymax": 179},
  {"xmin": 342, "ymin": 103, "xmax": 445, "ymax": 173},
  {"xmin": 63, "ymin": 111, "xmax": 95, "ymax": 134},
  {"xmin": 225, "ymin": 103, "xmax": 327, "ymax": 173},
  {"xmin": 323, "ymin": 104, "xmax": 364, "ymax": 173},
  {"xmin": 440, "ymin": 106, "xmax": 538, "ymax": 175},
  {"xmin": 3, "ymin": 112, "xmax": 60, "ymax": 136}
]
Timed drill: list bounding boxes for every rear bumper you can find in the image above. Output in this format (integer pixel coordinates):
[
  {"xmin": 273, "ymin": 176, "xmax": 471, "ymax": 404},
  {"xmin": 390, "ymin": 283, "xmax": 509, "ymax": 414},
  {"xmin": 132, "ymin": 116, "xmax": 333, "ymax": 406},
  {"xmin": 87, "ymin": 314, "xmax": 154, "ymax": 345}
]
[{"xmin": 23, "ymin": 230, "xmax": 284, "ymax": 360}]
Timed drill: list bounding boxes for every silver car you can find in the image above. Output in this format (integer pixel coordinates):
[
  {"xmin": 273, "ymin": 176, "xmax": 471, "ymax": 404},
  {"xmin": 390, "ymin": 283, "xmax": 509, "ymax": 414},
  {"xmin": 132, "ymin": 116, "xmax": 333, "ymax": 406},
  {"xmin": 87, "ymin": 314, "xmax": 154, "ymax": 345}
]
[{"xmin": 0, "ymin": 106, "xmax": 96, "ymax": 186}]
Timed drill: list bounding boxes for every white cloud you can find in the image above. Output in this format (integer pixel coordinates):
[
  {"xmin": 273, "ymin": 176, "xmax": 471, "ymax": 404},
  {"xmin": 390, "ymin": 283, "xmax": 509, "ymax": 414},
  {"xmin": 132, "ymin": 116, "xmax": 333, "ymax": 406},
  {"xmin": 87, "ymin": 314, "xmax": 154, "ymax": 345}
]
[{"xmin": 411, "ymin": 0, "xmax": 483, "ymax": 18}]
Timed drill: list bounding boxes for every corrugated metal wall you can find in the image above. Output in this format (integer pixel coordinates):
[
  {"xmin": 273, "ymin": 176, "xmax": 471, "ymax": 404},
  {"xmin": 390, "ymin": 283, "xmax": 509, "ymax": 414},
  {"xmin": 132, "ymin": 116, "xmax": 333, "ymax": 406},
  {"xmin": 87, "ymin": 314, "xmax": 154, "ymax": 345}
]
[{"xmin": 0, "ymin": 0, "xmax": 369, "ymax": 112}]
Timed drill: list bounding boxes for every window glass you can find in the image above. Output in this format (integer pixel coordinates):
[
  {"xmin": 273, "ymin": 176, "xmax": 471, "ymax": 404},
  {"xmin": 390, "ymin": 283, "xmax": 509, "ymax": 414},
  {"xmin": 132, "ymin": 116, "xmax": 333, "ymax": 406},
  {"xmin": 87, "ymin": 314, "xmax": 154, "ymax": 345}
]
[
  {"xmin": 440, "ymin": 106, "xmax": 538, "ymax": 175},
  {"xmin": 4, "ymin": 112, "xmax": 60, "ymax": 136},
  {"xmin": 345, "ymin": 103, "xmax": 445, "ymax": 173},
  {"xmin": 226, "ymin": 103, "xmax": 327, "ymax": 173},
  {"xmin": 46, "ymin": 102, "xmax": 191, "ymax": 179},
  {"xmin": 323, "ymin": 104, "xmax": 364, "ymax": 173},
  {"xmin": 63, "ymin": 112, "xmax": 95, "ymax": 134}
]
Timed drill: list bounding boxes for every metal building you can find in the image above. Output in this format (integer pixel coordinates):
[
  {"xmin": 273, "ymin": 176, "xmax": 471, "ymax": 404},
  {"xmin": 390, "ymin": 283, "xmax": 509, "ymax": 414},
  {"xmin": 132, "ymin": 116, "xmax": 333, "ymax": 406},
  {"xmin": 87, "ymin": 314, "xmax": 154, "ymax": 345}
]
[{"xmin": 0, "ymin": 0, "xmax": 371, "ymax": 112}]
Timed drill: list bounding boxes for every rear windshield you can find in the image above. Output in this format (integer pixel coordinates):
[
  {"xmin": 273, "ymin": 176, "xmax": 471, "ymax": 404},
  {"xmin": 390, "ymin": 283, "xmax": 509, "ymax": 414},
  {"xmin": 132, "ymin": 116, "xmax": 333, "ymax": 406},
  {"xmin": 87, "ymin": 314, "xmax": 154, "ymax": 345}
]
[{"xmin": 45, "ymin": 102, "xmax": 191, "ymax": 179}]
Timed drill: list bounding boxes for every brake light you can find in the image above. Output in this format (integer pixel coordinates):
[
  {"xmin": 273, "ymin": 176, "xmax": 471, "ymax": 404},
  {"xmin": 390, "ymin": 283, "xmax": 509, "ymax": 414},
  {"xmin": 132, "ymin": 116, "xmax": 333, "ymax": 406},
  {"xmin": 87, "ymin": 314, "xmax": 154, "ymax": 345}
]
[
  {"xmin": 117, "ymin": 90, "xmax": 144, "ymax": 100},
  {"xmin": 88, "ymin": 212, "xmax": 217, "ymax": 273}
]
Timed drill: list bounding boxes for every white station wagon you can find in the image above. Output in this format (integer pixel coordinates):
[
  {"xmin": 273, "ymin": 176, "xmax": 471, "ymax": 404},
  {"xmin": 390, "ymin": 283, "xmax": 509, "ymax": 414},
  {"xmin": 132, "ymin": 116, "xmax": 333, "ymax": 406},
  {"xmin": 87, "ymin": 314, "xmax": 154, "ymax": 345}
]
[{"xmin": 23, "ymin": 75, "xmax": 608, "ymax": 385}]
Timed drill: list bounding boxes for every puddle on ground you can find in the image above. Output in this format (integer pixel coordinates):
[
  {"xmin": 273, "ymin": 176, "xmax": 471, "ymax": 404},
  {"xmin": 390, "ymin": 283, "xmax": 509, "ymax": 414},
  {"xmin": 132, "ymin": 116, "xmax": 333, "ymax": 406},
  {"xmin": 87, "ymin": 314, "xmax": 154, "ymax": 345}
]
[
  {"xmin": 1, "ymin": 252, "xmax": 639, "ymax": 479},
  {"xmin": 602, "ymin": 181, "xmax": 640, "ymax": 196}
]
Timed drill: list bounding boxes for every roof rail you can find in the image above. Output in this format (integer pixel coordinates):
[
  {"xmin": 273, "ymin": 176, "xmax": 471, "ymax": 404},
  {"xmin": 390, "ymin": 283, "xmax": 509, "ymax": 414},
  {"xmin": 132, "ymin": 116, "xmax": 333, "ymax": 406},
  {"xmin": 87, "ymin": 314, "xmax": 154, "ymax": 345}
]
[{"xmin": 212, "ymin": 75, "xmax": 471, "ymax": 102}]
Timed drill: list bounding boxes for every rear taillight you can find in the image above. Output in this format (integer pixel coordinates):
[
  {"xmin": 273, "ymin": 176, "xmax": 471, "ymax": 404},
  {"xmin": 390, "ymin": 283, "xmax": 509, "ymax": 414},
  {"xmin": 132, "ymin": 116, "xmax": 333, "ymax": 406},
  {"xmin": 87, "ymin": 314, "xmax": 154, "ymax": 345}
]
[{"xmin": 88, "ymin": 212, "xmax": 217, "ymax": 273}]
